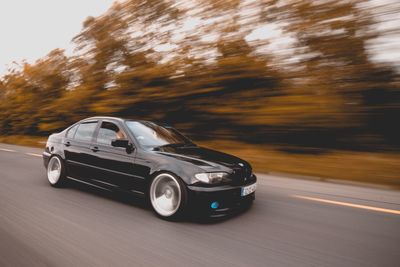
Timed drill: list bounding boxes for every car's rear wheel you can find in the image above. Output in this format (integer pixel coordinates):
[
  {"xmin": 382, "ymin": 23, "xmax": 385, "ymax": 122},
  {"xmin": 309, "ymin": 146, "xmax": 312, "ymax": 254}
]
[
  {"xmin": 47, "ymin": 156, "xmax": 67, "ymax": 187},
  {"xmin": 149, "ymin": 173, "xmax": 187, "ymax": 220}
]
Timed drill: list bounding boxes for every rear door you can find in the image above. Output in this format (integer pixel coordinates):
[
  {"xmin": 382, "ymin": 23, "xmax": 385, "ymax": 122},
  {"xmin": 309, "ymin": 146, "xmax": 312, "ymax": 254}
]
[
  {"xmin": 64, "ymin": 120, "xmax": 99, "ymax": 181},
  {"xmin": 89, "ymin": 120, "xmax": 144, "ymax": 194}
]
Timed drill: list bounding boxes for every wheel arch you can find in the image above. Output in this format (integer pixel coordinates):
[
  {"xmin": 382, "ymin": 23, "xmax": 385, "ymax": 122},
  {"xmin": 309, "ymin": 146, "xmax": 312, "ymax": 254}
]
[
  {"xmin": 146, "ymin": 169, "xmax": 185, "ymax": 192},
  {"xmin": 46, "ymin": 140, "xmax": 66, "ymax": 161}
]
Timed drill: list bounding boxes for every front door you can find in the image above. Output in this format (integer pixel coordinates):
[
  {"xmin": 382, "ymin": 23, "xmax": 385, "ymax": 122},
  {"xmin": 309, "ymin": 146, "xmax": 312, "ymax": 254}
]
[{"xmin": 89, "ymin": 120, "xmax": 144, "ymax": 194}]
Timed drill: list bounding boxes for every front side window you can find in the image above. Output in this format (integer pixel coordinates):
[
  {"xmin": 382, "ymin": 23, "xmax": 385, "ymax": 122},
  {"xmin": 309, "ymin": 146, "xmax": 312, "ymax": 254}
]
[
  {"xmin": 74, "ymin": 122, "xmax": 97, "ymax": 142},
  {"xmin": 97, "ymin": 121, "xmax": 126, "ymax": 145}
]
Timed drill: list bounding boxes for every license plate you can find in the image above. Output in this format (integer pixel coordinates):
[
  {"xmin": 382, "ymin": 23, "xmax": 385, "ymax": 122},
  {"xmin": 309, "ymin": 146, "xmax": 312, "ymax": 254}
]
[{"xmin": 241, "ymin": 183, "xmax": 257, "ymax": 196}]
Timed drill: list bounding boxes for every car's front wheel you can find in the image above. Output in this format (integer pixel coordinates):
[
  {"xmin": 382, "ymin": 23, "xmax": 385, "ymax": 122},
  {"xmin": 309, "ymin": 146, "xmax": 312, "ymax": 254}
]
[
  {"xmin": 47, "ymin": 156, "xmax": 67, "ymax": 187},
  {"xmin": 149, "ymin": 173, "xmax": 187, "ymax": 220}
]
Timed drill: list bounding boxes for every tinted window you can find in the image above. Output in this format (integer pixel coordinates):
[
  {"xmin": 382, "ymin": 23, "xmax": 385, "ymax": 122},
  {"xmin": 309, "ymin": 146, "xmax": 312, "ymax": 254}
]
[
  {"xmin": 126, "ymin": 121, "xmax": 191, "ymax": 148},
  {"xmin": 74, "ymin": 122, "xmax": 97, "ymax": 142},
  {"xmin": 97, "ymin": 121, "xmax": 126, "ymax": 145},
  {"xmin": 66, "ymin": 124, "xmax": 78, "ymax": 139}
]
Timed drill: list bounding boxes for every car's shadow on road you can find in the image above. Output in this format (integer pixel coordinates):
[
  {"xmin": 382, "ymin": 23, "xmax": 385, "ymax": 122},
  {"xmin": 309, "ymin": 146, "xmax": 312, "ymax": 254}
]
[{"xmin": 63, "ymin": 179, "xmax": 254, "ymax": 225}]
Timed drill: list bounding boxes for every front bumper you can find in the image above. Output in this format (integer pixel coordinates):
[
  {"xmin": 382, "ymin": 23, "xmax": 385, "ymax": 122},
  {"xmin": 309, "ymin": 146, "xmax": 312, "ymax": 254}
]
[{"xmin": 187, "ymin": 175, "xmax": 257, "ymax": 217}]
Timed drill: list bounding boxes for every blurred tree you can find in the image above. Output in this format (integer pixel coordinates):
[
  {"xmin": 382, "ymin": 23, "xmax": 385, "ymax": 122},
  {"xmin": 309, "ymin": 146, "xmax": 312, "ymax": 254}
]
[
  {"xmin": 0, "ymin": 0, "xmax": 399, "ymax": 151},
  {"xmin": 189, "ymin": 38, "xmax": 282, "ymax": 124},
  {"xmin": 70, "ymin": 6, "xmax": 129, "ymax": 120},
  {"xmin": 0, "ymin": 49, "xmax": 69, "ymax": 134},
  {"xmin": 280, "ymin": 0, "xmax": 400, "ymax": 148}
]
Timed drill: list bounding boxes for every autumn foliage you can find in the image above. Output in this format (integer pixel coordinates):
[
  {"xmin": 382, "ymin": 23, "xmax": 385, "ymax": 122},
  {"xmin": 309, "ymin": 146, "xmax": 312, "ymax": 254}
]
[{"xmin": 0, "ymin": 0, "xmax": 399, "ymax": 151}]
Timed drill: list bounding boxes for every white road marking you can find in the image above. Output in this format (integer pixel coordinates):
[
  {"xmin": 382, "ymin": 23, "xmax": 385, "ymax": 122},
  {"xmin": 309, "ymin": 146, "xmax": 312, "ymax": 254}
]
[
  {"xmin": 0, "ymin": 148, "xmax": 16, "ymax": 152},
  {"xmin": 293, "ymin": 195, "xmax": 400, "ymax": 215},
  {"xmin": 25, "ymin": 153, "xmax": 42, "ymax": 157}
]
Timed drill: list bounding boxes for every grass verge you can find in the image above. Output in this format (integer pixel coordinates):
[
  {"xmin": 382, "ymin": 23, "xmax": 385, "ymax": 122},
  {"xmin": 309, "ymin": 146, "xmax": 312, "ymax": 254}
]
[{"xmin": 200, "ymin": 141, "xmax": 400, "ymax": 188}]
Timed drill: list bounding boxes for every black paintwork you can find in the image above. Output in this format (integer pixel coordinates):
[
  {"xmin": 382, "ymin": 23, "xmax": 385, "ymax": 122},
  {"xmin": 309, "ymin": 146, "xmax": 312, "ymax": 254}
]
[{"xmin": 43, "ymin": 116, "xmax": 256, "ymax": 215}]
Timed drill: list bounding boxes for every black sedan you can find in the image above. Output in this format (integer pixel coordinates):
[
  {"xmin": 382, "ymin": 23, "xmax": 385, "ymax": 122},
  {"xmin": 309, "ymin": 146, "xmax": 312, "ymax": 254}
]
[{"xmin": 43, "ymin": 117, "xmax": 257, "ymax": 219}]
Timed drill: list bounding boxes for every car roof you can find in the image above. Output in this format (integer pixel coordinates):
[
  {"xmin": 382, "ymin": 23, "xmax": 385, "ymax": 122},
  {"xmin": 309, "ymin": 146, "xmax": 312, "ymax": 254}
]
[
  {"xmin": 82, "ymin": 116, "xmax": 126, "ymax": 122},
  {"xmin": 80, "ymin": 116, "xmax": 159, "ymax": 125}
]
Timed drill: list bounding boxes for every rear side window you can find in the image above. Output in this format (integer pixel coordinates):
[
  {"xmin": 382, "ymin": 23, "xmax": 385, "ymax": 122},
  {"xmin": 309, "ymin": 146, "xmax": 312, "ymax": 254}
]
[
  {"xmin": 74, "ymin": 122, "xmax": 97, "ymax": 142},
  {"xmin": 66, "ymin": 124, "xmax": 78, "ymax": 139}
]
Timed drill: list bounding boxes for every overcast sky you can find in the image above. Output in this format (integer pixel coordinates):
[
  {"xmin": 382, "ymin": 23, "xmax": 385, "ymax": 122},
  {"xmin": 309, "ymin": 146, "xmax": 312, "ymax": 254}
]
[{"xmin": 0, "ymin": 0, "xmax": 115, "ymax": 75}]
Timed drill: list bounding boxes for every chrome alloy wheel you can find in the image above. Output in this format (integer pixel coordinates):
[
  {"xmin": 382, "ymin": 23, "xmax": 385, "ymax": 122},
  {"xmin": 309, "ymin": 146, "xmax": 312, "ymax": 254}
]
[
  {"xmin": 47, "ymin": 157, "xmax": 62, "ymax": 185},
  {"xmin": 150, "ymin": 173, "xmax": 182, "ymax": 217}
]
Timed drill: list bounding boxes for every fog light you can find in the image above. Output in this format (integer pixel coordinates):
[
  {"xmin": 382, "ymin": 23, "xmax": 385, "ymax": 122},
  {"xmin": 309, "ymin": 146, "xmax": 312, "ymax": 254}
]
[{"xmin": 211, "ymin": 201, "xmax": 219, "ymax": 209}]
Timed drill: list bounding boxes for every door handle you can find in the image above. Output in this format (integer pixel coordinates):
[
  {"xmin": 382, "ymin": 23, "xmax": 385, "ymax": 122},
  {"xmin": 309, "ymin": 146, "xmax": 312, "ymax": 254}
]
[
  {"xmin": 64, "ymin": 141, "xmax": 71, "ymax": 147},
  {"xmin": 91, "ymin": 146, "xmax": 99, "ymax": 152}
]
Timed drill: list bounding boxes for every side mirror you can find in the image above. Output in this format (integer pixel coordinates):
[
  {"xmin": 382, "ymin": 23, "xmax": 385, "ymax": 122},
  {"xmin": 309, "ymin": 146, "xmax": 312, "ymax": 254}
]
[{"xmin": 111, "ymin": 139, "xmax": 134, "ymax": 153}]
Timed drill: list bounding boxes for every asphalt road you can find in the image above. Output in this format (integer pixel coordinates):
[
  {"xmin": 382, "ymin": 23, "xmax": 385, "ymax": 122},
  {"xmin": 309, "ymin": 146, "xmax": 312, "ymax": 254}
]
[{"xmin": 1, "ymin": 143, "xmax": 399, "ymax": 267}]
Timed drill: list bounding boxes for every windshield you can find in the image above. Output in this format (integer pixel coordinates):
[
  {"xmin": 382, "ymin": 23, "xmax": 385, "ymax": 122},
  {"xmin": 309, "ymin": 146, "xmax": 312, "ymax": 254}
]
[{"xmin": 125, "ymin": 121, "xmax": 193, "ymax": 149}]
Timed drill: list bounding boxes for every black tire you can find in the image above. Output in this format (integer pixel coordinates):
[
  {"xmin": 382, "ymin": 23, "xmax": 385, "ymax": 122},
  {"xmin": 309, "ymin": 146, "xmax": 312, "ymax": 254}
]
[
  {"xmin": 47, "ymin": 155, "xmax": 67, "ymax": 188},
  {"xmin": 149, "ymin": 173, "xmax": 188, "ymax": 220}
]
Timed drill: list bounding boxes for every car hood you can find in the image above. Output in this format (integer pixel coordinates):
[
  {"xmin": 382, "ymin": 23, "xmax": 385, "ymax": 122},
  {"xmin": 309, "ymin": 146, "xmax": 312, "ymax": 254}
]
[{"xmin": 154, "ymin": 145, "xmax": 249, "ymax": 171}]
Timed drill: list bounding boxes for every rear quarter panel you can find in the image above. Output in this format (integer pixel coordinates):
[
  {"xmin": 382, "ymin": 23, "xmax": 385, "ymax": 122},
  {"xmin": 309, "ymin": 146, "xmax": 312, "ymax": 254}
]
[{"xmin": 44, "ymin": 132, "xmax": 66, "ymax": 161}]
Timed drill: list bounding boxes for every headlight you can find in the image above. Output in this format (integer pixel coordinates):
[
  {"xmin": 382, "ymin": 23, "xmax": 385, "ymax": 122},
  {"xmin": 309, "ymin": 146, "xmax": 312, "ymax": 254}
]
[{"xmin": 194, "ymin": 172, "xmax": 228, "ymax": 184}]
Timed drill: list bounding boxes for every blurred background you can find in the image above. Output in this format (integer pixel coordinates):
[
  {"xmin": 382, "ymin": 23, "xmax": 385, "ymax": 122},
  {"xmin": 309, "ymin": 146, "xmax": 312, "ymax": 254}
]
[{"xmin": 0, "ymin": 0, "xmax": 399, "ymax": 186}]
